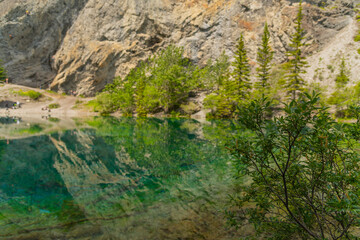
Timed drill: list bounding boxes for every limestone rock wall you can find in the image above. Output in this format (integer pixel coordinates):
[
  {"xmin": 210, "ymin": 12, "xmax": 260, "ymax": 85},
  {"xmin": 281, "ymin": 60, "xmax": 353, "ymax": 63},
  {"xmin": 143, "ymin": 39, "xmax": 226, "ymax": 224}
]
[
  {"xmin": 0, "ymin": 0, "xmax": 358, "ymax": 96},
  {"xmin": 0, "ymin": 0, "xmax": 88, "ymax": 88}
]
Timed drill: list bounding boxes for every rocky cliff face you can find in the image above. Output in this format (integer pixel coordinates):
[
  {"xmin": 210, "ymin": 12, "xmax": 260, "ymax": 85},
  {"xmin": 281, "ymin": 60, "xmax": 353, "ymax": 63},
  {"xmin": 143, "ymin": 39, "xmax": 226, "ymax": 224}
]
[
  {"xmin": 0, "ymin": 0, "xmax": 88, "ymax": 88},
  {"xmin": 0, "ymin": 0, "xmax": 359, "ymax": 96}
]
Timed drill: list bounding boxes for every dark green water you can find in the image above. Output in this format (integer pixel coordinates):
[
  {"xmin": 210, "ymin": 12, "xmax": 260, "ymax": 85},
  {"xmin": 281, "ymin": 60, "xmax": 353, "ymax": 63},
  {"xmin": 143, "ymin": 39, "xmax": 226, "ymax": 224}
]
[{"xmin": 0, "ymin": 117, "xmax": 243, "ymax": 239}]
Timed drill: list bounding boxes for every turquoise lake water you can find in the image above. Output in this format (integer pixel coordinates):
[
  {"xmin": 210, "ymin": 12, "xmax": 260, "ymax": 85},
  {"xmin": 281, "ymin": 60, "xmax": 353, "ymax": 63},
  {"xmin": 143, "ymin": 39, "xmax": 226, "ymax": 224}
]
[{"xmin": 0, "ymin": 117, "xmax": 245, "ymax": 239}]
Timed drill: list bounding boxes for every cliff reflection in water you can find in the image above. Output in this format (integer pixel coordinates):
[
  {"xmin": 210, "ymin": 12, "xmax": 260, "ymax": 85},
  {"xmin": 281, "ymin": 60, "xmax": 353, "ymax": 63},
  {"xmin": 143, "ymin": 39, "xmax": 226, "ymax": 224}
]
[{"xmin": 0, "ymin": 117, "xmax": 241, "ymax": 239}]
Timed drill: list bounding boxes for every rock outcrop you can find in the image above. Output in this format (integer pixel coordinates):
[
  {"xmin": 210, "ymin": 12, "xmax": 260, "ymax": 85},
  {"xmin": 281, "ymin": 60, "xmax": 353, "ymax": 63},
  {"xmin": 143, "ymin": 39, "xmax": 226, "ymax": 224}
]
[
  {"xmin": 0, "ymin": 0, "xmax": 88, "ymax": 88},
  {"xmin": 0, "ymin": 0, "xmax": 359, "ymax": 96}
]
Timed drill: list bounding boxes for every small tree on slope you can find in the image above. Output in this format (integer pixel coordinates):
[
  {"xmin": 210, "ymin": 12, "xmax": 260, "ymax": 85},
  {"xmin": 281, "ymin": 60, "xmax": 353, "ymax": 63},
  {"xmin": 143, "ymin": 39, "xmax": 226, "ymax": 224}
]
[
  {"xmin": 230, "ymin": 33, "xmax": 251, "ymax": 104},
  {"xmin": 335, "ymin": 57, "xmax": 350, "ymax": 88},
  {"xmin": 256, "ymin": 22, "xmax": 274, "ymax": 92},
  {"xmin": 286, "ymin": 0, "xmax": 308, "ymax": 100}
]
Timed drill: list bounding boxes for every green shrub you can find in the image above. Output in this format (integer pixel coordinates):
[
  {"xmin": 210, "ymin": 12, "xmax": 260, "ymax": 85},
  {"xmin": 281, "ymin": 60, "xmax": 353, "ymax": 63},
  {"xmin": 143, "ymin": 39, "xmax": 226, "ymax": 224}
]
[
  {"xmin": 14, "ymin": 89, "xmax": 42, "ymax": 100},
  {"xmin": 17, "ymin": 124, "xmax": 44, "ymax": 135},
  {"xmin": 48, "ymin": 117, "xmax": 60, "ymax": 123},
  {"xmin": 85, "ymin": 99, "xmax": 103, "ymax": 113},
  {"xmin": 97, "ymin": 45, "xmax": 203, "ymax": 116},
  {"xmin": 204, "ymin": 92, "xmax": 235, "ymax": 119},
  {"xmin": 180, "ymin": 101, "xmax": 200, "ymax": 116},
  {"xmin": 48, "ymin": 103, "xmax": 60, "ymax": 109},
  {"xmin": 326, "ymin": 64, "xmax": 334, "ymax": 72},
  {"xmin": 45, "ymin": 90, "xmax": 57, "ymax": 94},
  {"xmin": 228, "ymin": 93, "xmax": 360, "ymax": 239},
  {"xmin": 354, "ymin": 33, "xmax": 360, "ymax": 42},
  {"xmin": 335, "ymin": 58, "xmax": 350, "ymax": 88}
]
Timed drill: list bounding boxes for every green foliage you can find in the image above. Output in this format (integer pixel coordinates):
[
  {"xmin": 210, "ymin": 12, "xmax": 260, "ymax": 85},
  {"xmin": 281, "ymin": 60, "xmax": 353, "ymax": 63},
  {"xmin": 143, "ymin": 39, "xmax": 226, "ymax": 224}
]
[
  {"xmin": 326, "ymin": 60, "xmax": 353, "ymax": 118},
  {"xmin": 231, "ymin": 33, "xmax": 251, "ymax": 100},
  {"xmin": 327, "ymin": 64, "xmax": 335, "ymax": 73},
  {"xmin": 250, "ymin": 62, "xmax": 287, "ymax": 106},
  {"xmin": 45, "ymin": 90, "xmax": 58, "ymax": 94},
  {"xmin": 86, "ymin": 117, "xmax": 232, "ymax": 178},
  {"xmin": 94, "ymin": 68, "xmax": 143, "ymax": 115},
  {"xmin": 48, "ymin": 103, "xmax": 60, "ymax": 109},
  {"xmin": 346, "ymin": 104, "xmax": 360, "ymax": 139},
  {"xmin": 306, "ymin": 82, "xmax": 327, "ymax": 105},
  {"xmin": 97, "ymin": 45, "xmax": 201, "ymax": 116},
  {"xmin": 255, "ymin": 22, "xmax": 274, "ymax": 92},
  {"xmin": 148, "ymin": 45, "xmax": 195, "ymax": 113},
  {"xmin": 204, "ymin": 34, "xmax": 251, "ymax": 118},
  {"xmin": 14, "ymin": 89, "xmax": 42, "ymax": 100},
  {"xmin": 132, "ymin": 65, "xmax": 148, "ymax": 116},
  {"xmin": 179, "ymin": 101, "xmax": 199, "ymax": 116},
  {"xmin": 48, "ymin": 117, "xmax": 60, "ymax": 123},
  {"xmin": 104, "ymin": 75, "xmax": 136, "ymax": 115},
  {"xmin": 326, "ymin": 82, "xmax": 360, "ymax": 119},
  {"xmin": 197, "ymin": 51, "xmax": 230, "ymax": 90},
  {"xmin": 204, "ymin": 90, "xmax": 235, "ymax": 119},
  {"xmin": 354, "ymin": 34, "xmax": 360, "ymax": 42},
  {"xmin": 228, "ymin": 92, "xmax": 360, "ymax": 239},
  {"xmin": 17, "ymin": 124, "xmax": 44, "ymax": 135},
  {"xmin": 335, "ymin": 58, "xmax": 350, "ymax": 88},
  {"xmin": 285, "ymin": 1, "xmax": 308, "ymax": 100},
  {"xmin": 0, "ymin": 60, "xmax": 6, "ymax": 83},
  {"xmin": 85, "ymin": 99, "xmax": 102, "ymax": 112},
  {"xmin": 94, "ymin": 93, "xmax": 119, "ymax": 115},
  {"xmin": 354, "ymin": 11, "xmax": 360, "ymax": 43}
]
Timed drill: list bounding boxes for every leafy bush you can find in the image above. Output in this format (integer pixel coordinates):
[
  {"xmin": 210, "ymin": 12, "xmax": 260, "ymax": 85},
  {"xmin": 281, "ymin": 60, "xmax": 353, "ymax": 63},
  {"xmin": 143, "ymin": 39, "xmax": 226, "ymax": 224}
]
[
  {"xmin": 85, "ymin": 99, "xmax": 102, "ymax": 112},
  {"xmin": 335, "ymin": 58, "xmax": 350, "ymax": 88},
  {"xmin": 179, "ymin": 101, "xmax": 200, "ymax": 116},
  {"xmin": 145, "ymin": 45, "xmax": 197, "ymax": 113},
  {"xmin": 354, "ymin": 34, "xmax": 360, "ymax": 42},
  {"xmin": 97, "ymin": 45, "xmax": 205, "ymax": 116},
  {"xmin": 228, "ymin": 92, "xmax": 360, "ymax": 239},
  {"xmin": 48, "ymin": 117, "xmax": 60, "ymax": 123},
  {"xmin": 45, "ymin": 90, "xmax": 57, "ymax": 94},
  {"xmin": 204, "ymin": 92, "xmax": 235, "ymax": 118},
  {"xmin": 93, "ymin": 93, "xmax": 119, "ymax": 115},
  {"xmin": 48, "ymin": 103, "xmax": 60, "ymax": 109},
  {"xmin": 14, "ymin": 89, "xmax": 42, "ymax": 100},
  {"xmin": 17, "ymin": 124, "xmax": 44, "ymax": 135}
]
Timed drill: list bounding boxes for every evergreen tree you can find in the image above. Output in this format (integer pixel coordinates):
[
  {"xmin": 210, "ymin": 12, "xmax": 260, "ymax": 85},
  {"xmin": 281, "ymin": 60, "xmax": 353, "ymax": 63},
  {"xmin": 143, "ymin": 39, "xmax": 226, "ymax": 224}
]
[
  {"xmin": 335, "ymin": 57, "xmax": 350, "ymax": 88},
  {"xmin": 210, "ymin": 51, "xmax": 230, "ymax": 90},
  {"xmin": 135, "ymin": 76, "xmax": 147, "ymax": 117},
  {"xmin": 194, "ymin": 51, "xmax": 230, "ymax": 90},
  {"xmin": 230, "ymin": 33, "xmax": 251, "ymax": 102},
  {"xmin": 256, "ymin": 22, "xmax": 273, "ymax": 92},
  {"xmin": 286, "ymin": 0, "xmax": 308, "ymax": 100},
  {"xmin": 204, "ymin": 34, "xmax": 250, "ymax": 118},
  {"xmin": 0, "ymin": 60, "xmax": 6, "ymax": 82}
]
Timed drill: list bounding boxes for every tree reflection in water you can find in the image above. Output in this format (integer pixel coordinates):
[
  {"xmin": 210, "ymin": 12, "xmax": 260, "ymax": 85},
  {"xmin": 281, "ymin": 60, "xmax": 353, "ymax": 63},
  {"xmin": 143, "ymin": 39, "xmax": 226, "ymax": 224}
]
[{"xmin": 0, "ymin": 117, "xmax": 243, "ymax": 239}]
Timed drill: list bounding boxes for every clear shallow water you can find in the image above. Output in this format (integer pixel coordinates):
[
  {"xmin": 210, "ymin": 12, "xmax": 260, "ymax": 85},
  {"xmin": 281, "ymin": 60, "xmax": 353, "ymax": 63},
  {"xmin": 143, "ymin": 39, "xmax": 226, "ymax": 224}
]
[{"xmin": 0, "ymin": 117, "xmax": 242, "ymax": 239}]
